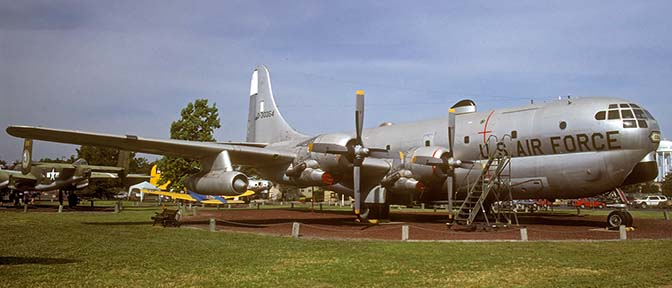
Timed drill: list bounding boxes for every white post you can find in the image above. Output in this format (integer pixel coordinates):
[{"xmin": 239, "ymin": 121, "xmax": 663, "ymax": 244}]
[
  {"xmin": 209, "ymin": 218, "xmax": 216, "ymax": 232},
  {"xmin": 58, "ymin": 205, "xmax": 63, "ymax": 213},
  {"xmin": 23, "ymin": 204, "xmax": 28, "ymax": 213},
  {"xmin": 292, "ymin": 222, "xmax": 300, "ymax": 238},
  {"xmin": 192, "ymin": 206, "xmax": 197, "ymax": 216},
  {"xmin": 619, "ymin": 225, "xmax": 627, "ymax": 240},
  {"xmin": 402, "ymin": 225, "xmax": 409, "ymax": 241},
  {"xmin": 520, "ymin": 227, "xmax": 528, "ymax": 241},
  {"xmin": 341, "ymin": 194, "xmax": 345, "ymax": 207},
  {"xmin": 665, "ymin": 210, "xmax": 670, "ymax": 220}
]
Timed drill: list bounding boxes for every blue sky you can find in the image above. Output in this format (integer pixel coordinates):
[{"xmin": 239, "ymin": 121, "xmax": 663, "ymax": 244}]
[{"xmin": 1, "ymin": 1, "xmax": 671, "ymax": 161}]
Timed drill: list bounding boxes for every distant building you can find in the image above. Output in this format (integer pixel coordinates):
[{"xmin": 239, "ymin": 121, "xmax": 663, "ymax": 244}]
[{"xmin": 656, "ymin": 140, "xmax": 672, "ymax": 182}]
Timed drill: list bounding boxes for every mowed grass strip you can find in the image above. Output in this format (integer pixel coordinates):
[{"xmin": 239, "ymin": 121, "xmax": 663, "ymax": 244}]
[{"xmin": 0, "ymin": 210, "xmax": 670, "ymax": 288}]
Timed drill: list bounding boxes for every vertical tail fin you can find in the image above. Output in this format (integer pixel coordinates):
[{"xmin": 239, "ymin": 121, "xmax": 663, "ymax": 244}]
[
  {"xmin": 21, "ymin": 139, "xmax": 32, "ymax": 175},
  {"xmin": 246, "ymin": 65, "xmax": 305, "ymax": 143}
]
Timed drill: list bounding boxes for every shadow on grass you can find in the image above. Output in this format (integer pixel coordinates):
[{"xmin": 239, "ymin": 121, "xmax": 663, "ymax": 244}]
[{"xmin": 0, "ymin": 256, "xmax": 80, "ymax": 265}]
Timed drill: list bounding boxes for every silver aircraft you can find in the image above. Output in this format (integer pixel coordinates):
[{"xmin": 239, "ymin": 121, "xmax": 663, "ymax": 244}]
[{"xmin": 6, "ymin": 65, "xmax": 661, "ymax": 227}]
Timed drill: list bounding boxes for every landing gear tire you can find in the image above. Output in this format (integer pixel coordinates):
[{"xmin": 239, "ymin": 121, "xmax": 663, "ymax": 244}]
[{"xmin": 607, "ymin": 211, "xmax": 633, "ymax": 228}]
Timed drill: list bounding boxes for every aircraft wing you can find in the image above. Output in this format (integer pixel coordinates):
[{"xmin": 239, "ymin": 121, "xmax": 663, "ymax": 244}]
[
  {"xmin": 1, "ymin": 169, "xmax": 37, "ymax": 181},
  {"xmin": 90, "ymin": 172, "xmax": 121, "ymax": 179},
  {"xmin": 2, "ymin": 169, "xmax": 36, "ymax": 180},
  {"xmin": 33, "ymin": 162, "xmax": 76, "ymax": 169},
  {"xmin": 7, "ymin": 126, "xmax": 296, "ymax": 166},
  {"xmin": 83, "ymin": 165, "xmax": 124, "ymax": 172},
  {"xmin": 90, "ymin": 172, "xmax": 150, "ymax": 186},
  {"xmin": 143, "ymin": 190, "xmax": 197, "ymax": 202}
]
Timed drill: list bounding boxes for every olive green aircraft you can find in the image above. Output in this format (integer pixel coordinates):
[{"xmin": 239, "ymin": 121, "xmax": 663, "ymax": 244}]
[
  {"xmin": 0, "ymin": 139, "xmax": 148, "ymax": 205},
  {"xmin": 6, "ymin": 65, "xmax": 661, "ymax": 227}
]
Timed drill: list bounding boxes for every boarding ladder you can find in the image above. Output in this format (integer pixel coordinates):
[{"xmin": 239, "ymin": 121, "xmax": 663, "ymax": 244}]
[{"xmin": 454, "ymin": 154, "xmax": 511, "ymax": 226}]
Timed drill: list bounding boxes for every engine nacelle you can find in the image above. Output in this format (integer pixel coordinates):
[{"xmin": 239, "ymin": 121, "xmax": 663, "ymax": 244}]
[
  {"xmin": 248, "ymin": 179, "xmax": 273, "ymax": 192},
  {"xmin": 309, "ymin": 133, "xmax": 355, "ymax": 173},
  {"xmin": 284, "ymin": 160, "xmax": 335, "ymax": 187},
  {"xmin": 184, "ymin": 170, "xmax": 248, "ymax": 196},
  {"xmin": 381, "ymin": 170, "xmax": 424, "ymax": 193},
  {"xmin": 402, "ymin": 146, "xmax": 450, "ymax": 183}
]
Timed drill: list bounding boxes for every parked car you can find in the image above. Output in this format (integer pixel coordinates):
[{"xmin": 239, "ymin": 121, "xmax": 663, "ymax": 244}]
[
  {"xmin": 632, "ymin": 195, "xmax": 669, "ymax": 208},
  {"xmin": 574, "ymin": 198, "xmax": 606, "ymax": 209},
  {"xmin": 512, "ymin": 199, "xmax": 538, "ymax": 212},
  {"xmin": 534, "ymin": 199, "xmax": 552, "ymax": 208}
]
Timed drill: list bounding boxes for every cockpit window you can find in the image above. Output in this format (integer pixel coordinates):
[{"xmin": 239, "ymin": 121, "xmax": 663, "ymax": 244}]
[
  {"xmin": 595, "ymin": 111, "xmax": 606, "ymax": 120},
  {"xmin": 633, "ymin": 109, "xmax": 647, "ymax": 119},
  {"xmin": 638, "ymin": 120, "xmax": 648, "ymax": 128},
  {"xmin": 607, "ymin": 110, "xmax": 620, "ymax": 120},
  {"xmin": 621, "ymin": 110, "xmax": 634, "ymax": 119},
  {"xmin": 623, "ymin": 120, "xmax": 637, "ymax": 128},
  {"xmin": 596, "ymin": 104, "xmax": 651, "ymax": 129}
]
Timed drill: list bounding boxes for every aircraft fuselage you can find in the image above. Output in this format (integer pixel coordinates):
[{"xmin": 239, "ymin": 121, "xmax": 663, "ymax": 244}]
[{"xmin": 269, "ymin": 96, "xmax": 660, "ymax": 202}]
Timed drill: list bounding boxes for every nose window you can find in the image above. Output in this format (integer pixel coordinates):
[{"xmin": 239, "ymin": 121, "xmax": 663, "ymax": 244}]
[
  {"xmin": 607, "ymin": 110, "xmax": 620, "ymax": 120},
  {"xmin": 621, "ymin": 110, "xmax": 634, "ymax": 119},
  {"xmin": 633, "ymin": 109, "xmax": 647, "ymax": 119},
  {"xmin": 597, "ymin": 103, "xmax": 652, "ymax": 129},
  {"xmin": 595, "ymin": 111, "xmax": 606, "ymax": 120}
]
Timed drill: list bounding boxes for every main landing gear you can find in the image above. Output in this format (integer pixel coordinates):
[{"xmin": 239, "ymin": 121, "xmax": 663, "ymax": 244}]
[
  {"xmin": 607, "ymin": 209, "xmax": 633, "ymax": 228},
  {"xmin": 605, "ymin": 188, "xmax": 634, "ymax": 229}
]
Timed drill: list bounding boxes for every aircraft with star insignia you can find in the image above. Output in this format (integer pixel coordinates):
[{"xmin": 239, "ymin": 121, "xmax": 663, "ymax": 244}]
[{"xmin": 0, "ymin": 139, "xmax": 149, "ymax": 205}]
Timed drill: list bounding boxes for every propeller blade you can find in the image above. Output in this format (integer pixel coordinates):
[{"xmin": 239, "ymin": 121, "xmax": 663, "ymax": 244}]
[
  {"xmin": 353, "ymin": 165, "xmax": 361, "ymax": 215},
  {"xmin": 355, "ymin": 90, "xmax": 365, "ymax": 145},
  {"xmin": 448, "ymin": 108, "xmax": 456, "ymax": 156},
  {"xmin": 309, "ymin": 143, "xmax": 349, "ymax": 154}
]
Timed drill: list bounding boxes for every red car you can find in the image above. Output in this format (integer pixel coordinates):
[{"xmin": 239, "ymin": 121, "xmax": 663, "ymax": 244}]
[{"xmin": 574, "ymin": 198, "xmax": 606, "ymax": 209}]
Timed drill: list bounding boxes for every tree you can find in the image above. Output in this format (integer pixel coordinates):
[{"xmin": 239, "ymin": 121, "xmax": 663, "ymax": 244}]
[
  {"xmin": 662, "ymin": 174, "xmax": 672, "ymax": 197},
  {"xmin": 157, "ymin": 99, "xmax": 221, "ymax": 192}
]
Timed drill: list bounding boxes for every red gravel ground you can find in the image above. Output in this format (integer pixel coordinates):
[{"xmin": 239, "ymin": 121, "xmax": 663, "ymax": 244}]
[{"xmin": 181, "ymin": 208, "xmax": 672, "ymax": 241}]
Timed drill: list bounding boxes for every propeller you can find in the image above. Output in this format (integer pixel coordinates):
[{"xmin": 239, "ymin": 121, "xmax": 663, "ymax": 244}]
[
  {"xmin": 352, "ymin": 90, "xmax": 366, "ymax": 216},
  {"xmin": 311, "ymin": 90, "xmax": 381, "ymax": 218},
  {"xmin": 412, "ymin": 107, "xmax": 461, "ymax": 220},
  {"xmin": 446, "ymin": 108, "xmax": 456, "ymax": 219}
]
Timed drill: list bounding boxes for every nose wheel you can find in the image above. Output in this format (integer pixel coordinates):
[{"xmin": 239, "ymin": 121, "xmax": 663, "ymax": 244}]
[{"xmin": 607, "ymin": 210, "xmax": 633, "ymax": 228}]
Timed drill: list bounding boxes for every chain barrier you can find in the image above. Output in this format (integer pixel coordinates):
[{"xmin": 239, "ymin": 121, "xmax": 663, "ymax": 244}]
[
  {"xmin": 525, "ymin": 227, "xmax": 611, "ymax": 234},
  {"xmin": 210, "ymin": 218, "xmax": 294, "ymax": 227},
  {"xmin": 300, "ymin": 223, "xmax": 403, "ymax": 233}
]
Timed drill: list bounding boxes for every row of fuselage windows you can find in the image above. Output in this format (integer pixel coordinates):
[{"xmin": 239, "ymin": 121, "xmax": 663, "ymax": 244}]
[{"xmin": 594, "ymin": 103, "xmax": 653, "ymax": 129}]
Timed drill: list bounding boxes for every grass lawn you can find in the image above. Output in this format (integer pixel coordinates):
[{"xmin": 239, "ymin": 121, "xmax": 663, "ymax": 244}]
[{"xmin": 1, "ymin": 208, "xmax": 671, "ymax": 288}]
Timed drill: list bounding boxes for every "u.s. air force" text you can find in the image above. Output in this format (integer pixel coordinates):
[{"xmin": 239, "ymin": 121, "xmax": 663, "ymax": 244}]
[{"xmin": 479, "ymin": 131, "xmax": 621, "ymax": 158}]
